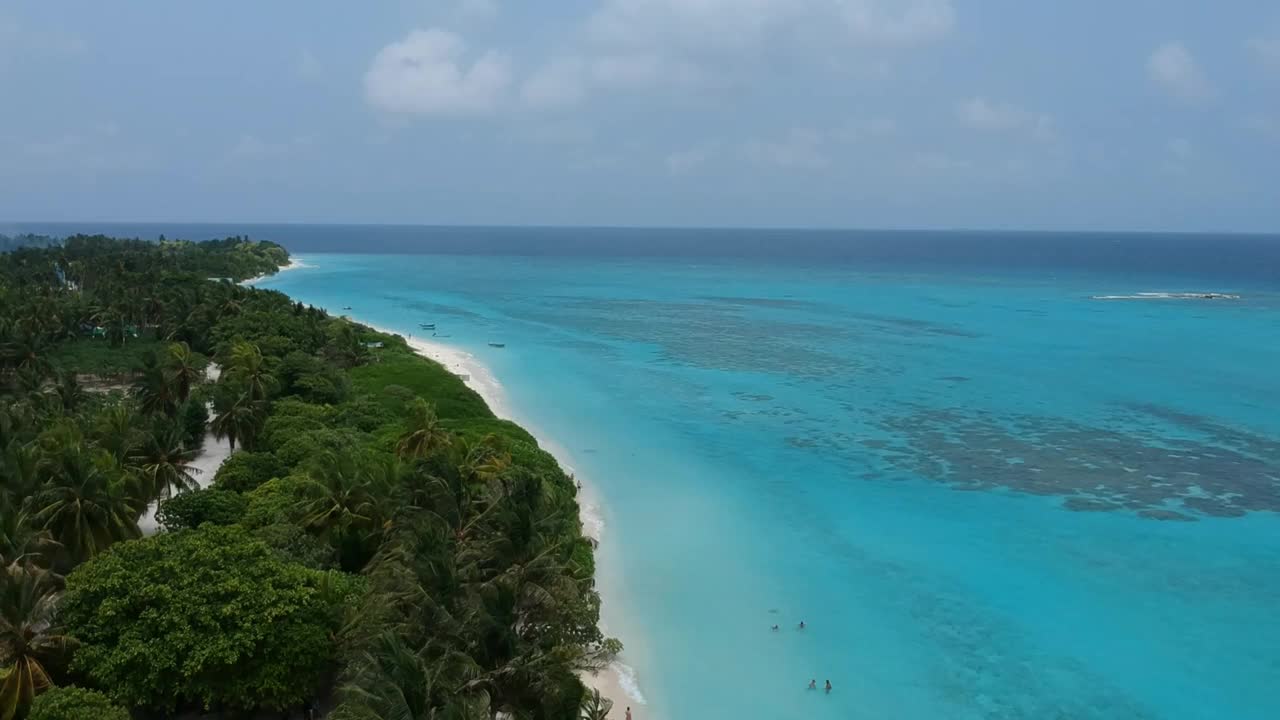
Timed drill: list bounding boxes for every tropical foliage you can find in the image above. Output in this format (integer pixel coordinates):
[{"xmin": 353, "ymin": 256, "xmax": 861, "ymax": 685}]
[
  {"xmin": 0, "ymin": 235, "xmax": 612, "ymax": 718},
  {"xmin": 62, "ymin": 525, "xmax": 358, "ymax": 713},
  {"xmin": 26, "ymin": 686, "xmax": 128, "ymax": 720}
]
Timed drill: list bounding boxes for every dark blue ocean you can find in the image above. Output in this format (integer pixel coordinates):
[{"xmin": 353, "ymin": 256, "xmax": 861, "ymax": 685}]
[{"xmin": 17, "ymin": 224, "xmax": 1280, "ymax": 719}]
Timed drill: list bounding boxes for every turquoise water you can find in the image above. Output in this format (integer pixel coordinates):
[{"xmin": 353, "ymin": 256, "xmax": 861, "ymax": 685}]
[{"xmin": 256, "ymin": 250, "xmax": 1279, "ymax": 720}]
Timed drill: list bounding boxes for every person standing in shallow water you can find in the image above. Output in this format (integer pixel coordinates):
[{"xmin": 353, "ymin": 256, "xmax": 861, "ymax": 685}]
[
  {"xmin": 825, "ymin": 680, "xmax": 832, "ymax": 694},
  {"xmin": 808, "ymin": 679, "xmax": 817, "ymax": 690}
]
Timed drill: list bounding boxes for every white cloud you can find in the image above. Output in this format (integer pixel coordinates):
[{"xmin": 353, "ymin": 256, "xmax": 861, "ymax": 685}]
[
  {"xmin": 957, "ymin": 97, "xmax": 1055, "ymax": 140},
  {"xmin": 364, "ymin": 29, "xmax": 510, "ymax": 116},
  {"xmin": 1249, "ymin": 35, "xmax": 1280, "ymax": 73},
  {"xmin": 521, "ymin": 57, "xmax": 588, "ymax": 109},
  {"xmin": 520, "ymin": 52, "xmax": 708, "ymax": 109},
  {"xmin": 744, "ymin": 128, "xmax": 828, "ymax": 169},
  {"xmin": 527, "ymin": 1, "xmax": 951, "ymax": 109},
  {"xmin": 1147, "ymin": 42, "xmax": 1211, "ymax": 103},
  {"xmin": 837, "ymin": 0, "xmax": 955, "ymax": 46}
]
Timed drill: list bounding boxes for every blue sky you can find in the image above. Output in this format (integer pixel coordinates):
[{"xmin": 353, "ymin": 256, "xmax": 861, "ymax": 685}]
[{"xmin": 2, "ymin": 0, "xmax": 1278, "ymax": 231}]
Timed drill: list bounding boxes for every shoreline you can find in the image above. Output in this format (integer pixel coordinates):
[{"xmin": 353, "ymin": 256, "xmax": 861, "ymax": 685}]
[
  {"xmin": 366, "ymin": 324, "xmax": 647, "ymax": 719},
  {"xmin": 241, "ymin": 257, "xmax": 311, "ymax": 285}
]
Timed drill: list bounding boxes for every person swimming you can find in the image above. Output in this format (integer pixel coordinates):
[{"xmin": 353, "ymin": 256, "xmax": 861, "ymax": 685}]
[
  {"xmin": 808, "ymin": 679, "xmax": 817, "ymax": 690},
  {"xmin": 771, "ymin": 625, "xmax": 779, "ymax": 632},
  {"xmin": 798, "ymin": 621, "xmax": 806, "ymax": 630},
  {"xmin": 825, "ymin": 680, "xmax": 832, "ymax": 694}
]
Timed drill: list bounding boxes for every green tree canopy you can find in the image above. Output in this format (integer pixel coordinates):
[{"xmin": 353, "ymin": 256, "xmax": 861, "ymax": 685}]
[
  {"xmin": 61, "ymin": 525, "xmax": 360, "ymax": 714},
  {"xmin": 155, "ymin": 487, "xmax": 248, "ymax": 531},
  {"xmin": 27, "ymin": 686, "xmax": 129, "ymax": 720}
]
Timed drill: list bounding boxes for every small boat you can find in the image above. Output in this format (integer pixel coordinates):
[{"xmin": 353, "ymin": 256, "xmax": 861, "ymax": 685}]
[
  {"xmin": 419, "ymin": 323, "xmax": 436, "ymax": 330},
  {"xmin": 342, "ymin": 306, "xmax": 353, "ymax": 310},
  {"xmin": 488, "ymin": 342, "xmax": 506, "ymax": 348}
]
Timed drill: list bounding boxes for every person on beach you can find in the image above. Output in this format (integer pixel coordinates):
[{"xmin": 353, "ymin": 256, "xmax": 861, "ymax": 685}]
[
  {"xmin": 825, "ymin": 680, "xmax": 832, "ymax": 694},
  {"xmin": 808, "ymin": 679, "xmax": 817, "ymax": 690},
  {"xmin": 625, "ymin": 707, "xmax": 632, "ymax": 720}
]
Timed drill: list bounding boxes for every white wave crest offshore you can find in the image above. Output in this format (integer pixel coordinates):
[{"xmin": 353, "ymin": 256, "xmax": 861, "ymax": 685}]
[{"xmin": 1091, "ymin": 291, "xmax": 1240, "ymax": 301}]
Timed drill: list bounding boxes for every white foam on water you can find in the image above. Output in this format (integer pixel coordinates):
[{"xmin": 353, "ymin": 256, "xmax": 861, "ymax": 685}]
[
  {"xmin": 1091, "ymin": 291, "xmax": 1241, "ymax": 300},
  {"xmin": 611, "ymin": 660, "xmax": 648, "ymax": 705}
]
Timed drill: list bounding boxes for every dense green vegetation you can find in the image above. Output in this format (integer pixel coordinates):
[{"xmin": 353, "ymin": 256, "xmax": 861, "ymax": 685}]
[
  {"xmin": 0, "ymin": 237, "xmax": 613, "ymax": 718},
  {"xmin": 26, "ymin": 686, "xmax": 129, "ymax": 720}
]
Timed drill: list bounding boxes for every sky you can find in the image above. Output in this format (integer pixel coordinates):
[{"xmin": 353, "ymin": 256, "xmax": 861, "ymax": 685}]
[{"xmin": 1, "ymin": 0, "xmax": 1279, "ymax": 232}]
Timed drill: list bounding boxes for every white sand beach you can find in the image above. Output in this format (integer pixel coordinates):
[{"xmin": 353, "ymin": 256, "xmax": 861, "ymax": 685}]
[{"xmin": 369, "ymin": 325, "xmax": 648, "ymax": 719}]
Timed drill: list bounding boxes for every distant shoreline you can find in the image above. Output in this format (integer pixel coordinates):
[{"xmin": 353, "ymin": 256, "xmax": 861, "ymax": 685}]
[
  {"xmin": 241, "ymin": 257, "xmax": 309, "ymax": 285},
  {"xmin": 252, "ymin": 255, "xmax": 646, "ymax": 717}
]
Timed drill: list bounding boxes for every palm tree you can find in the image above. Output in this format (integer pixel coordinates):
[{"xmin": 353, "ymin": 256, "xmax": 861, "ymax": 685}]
[
  {"xmin": 0, "ymin": 507, "xmax": 55, "ymax": 571},
  {"xmin": 0, "ymin": 444, "xmax": 40, "ymax": 506},
  {"xmin": 0, "ymin": 564, "xmax": 70, "ymax": 720},
  {"xmin": 91, "ymin": 401, "xmax": 143, "ymax": 466},
  {"xmin": 47, "ymin": 371, "xmax": 85, "ymax": 414},
  {"xmin": 32, "ymin": 448, "xmax": 142, "ymax": 567},
  {"xmin": 134, "ymin": 350, "xmax": 177, "ymax": 417},
  {"xmin": 210, "ymin": 394, "xmax": 263, "ymax": 452},
  {"xmin": 225, "ymin": 341, "xmax": 275, "ymax": 402},
  {"xmin": 299, "ymin": 452, "xmax": 398, "ymax": 571},
  {"xmin": 97, "ymin": 306, "xmax": 127, "ymax": 348},
  {"xmin": 127, "ymin": 424, "xmax": 200, "ymax": 503},
  {"xmin": 580, "ymin": 688, "xmax": 614, "ymax": 720},
  {"xmin": 332, "ymin": 632, "xmax": 488, "ymax": 720},
  {"xmin": 395, "ymin": 399, "xmax": 451, "ymax": 460},
  {"xmin": 2, "ymin": 331, "xmax": 51, "ymax": 379},
  {"xmin": 165, "ymin": 341, "xmax": 202, "ymax": 405}
]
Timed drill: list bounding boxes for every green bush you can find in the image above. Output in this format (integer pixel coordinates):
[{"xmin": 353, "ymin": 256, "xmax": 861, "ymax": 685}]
[
  {"xmin": 274, "ymin": 428, "xmax": 363, "ymax": 469},
  {"xmin": 213, "ymin": 451, "xmax": 285, "ymax": 493},
  {"xmin": 62, "ymin": 525, "xmax": 360, "ymax": 714},
  {"xmin": 349, "ymin": 352, "xmax": 492, "ymax": 420},
  {"xmin": 28, "ymin": 686, "xmax": 130, "ymax": 720},
  {"xmin": 332, "ymin": 395, "xmax": 394, "ymax": 433},
  {"xmin": 253, "ymin": 523, "xmax": 336, "ymax": 570},
  {"xmin": 156, "ymin": 487, "xmax": 248, "ymax": 530},
  {"xmin": 46, "ymin": 337, "xmax": 167, "ymax": 376},
  {"xmin": 241, "ymin": 475, "xmax": 310, "ymax": 529}
]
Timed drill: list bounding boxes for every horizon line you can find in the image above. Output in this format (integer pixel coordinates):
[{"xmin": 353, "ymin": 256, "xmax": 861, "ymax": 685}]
[{"xmin": 3, "ymin": 219, "xmax": 1278, "ymax": 239}]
